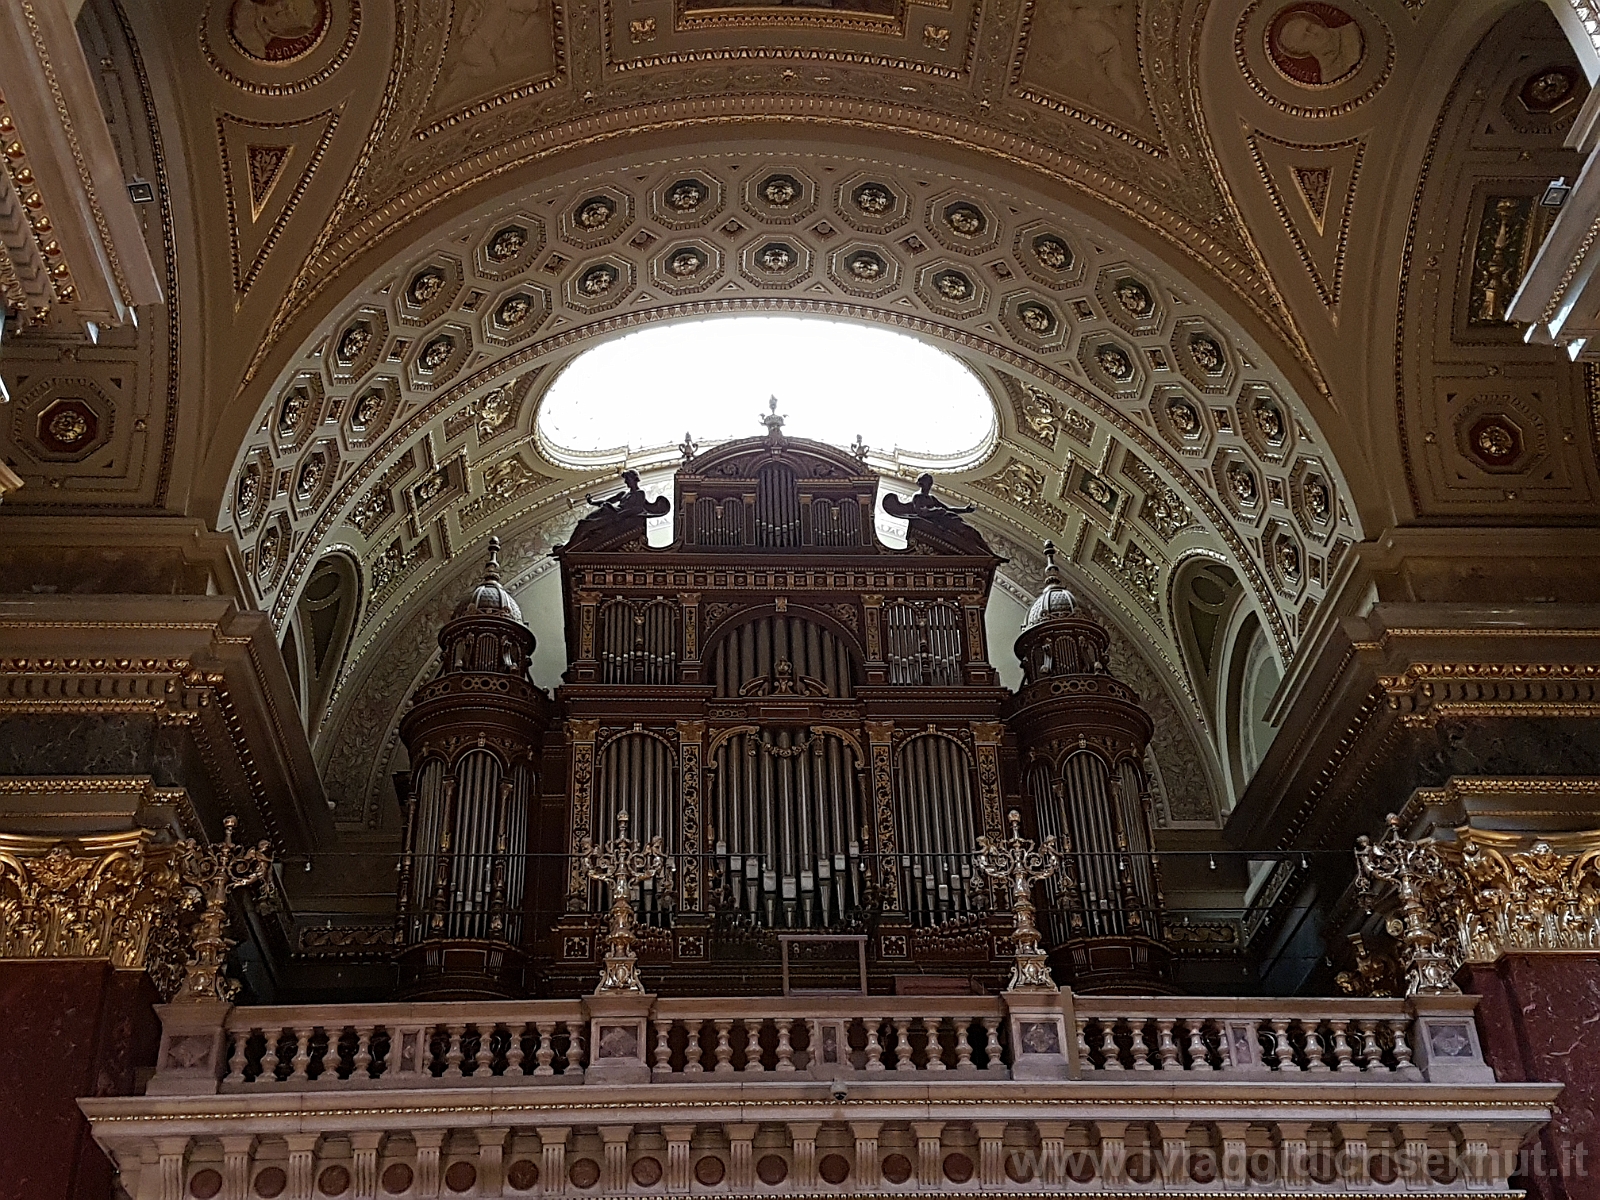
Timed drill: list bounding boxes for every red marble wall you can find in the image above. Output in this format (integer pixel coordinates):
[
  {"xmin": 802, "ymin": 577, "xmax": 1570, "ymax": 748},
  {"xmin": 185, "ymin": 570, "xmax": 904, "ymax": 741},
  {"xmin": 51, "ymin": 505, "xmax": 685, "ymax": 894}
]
[
  {"xmin": 1467, "ymin": 955, "xmax": 1600, "ymax": 1200},
  {"xmin": 0, "ymin": 961, "xmax": 161, "ymax": 1200}
]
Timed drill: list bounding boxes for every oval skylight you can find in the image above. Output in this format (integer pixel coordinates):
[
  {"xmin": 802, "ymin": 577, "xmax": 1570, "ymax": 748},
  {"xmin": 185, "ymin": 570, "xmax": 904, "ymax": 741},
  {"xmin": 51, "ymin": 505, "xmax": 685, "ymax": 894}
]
[{"xmin": 536, "ymin": 316, "xmax": 996, "ymax": 469}]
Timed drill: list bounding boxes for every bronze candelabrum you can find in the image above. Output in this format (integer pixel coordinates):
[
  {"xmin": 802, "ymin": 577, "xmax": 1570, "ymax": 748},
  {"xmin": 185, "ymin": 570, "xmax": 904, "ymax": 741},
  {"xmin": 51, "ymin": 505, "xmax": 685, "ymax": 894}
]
[
  {"xmin": 974, "ymin": 808, "xmax": 1065, "ymax": 991},
  {"xmin": 1354, "ymin": 813, "xmax": 1460, "ymax": 996},
  {"xmin": 580, "ymin": 811, "xmax": 674, "ymax": 994},
  {"xmin": 172, "ymin": 815, "xmax": 273, "ymax": 1003}
]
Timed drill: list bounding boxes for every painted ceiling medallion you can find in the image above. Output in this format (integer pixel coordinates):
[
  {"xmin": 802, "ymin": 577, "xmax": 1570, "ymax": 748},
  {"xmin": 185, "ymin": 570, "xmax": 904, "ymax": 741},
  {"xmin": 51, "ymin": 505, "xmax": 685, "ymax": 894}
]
[
  {"xmin": 45, "ymin": 407, "xmax": 90, "ymax": 447},
  {"xmin": 228, "ymin": 0, "xmax": 330, "ymax": 63},
  {"xmin": 1469, "ymin": 416, "xmax": 1521, "ymax": 467},
  {"xmin": 1265, "ymin": 2, "xmax": 1365, "ymax": 88}
]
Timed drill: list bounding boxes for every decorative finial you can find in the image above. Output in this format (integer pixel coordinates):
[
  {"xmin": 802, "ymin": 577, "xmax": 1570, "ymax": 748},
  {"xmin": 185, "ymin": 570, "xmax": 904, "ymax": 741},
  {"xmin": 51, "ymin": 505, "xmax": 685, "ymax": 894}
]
[
  {"xmin": 760, "ymin": 395, "xmax": 786, "ymax": 437},
  {"xmin": 1042, "ymin": 540, "xmax": 1062, "ymax": 587},
  {"xmin": 678, "ymin": 431, "xmax": 698, "ymax": 462},
  {"xmin": 850, "ymin": 434, "xmax": 869, "ymax": 462},
  {"xmin": 484, "ymin": 535, "xmax": 502, "ymax": 583}
]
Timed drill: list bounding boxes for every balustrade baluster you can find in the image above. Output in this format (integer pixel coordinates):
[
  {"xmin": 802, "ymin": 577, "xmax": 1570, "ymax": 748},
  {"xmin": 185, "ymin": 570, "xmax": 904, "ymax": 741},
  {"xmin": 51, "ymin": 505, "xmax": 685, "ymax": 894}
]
[
  {"xmin": 261, "ymin": 1030, "xmax": 281, "ymax": 1081},
  {"xmin": 533, "ymin": 1023, "xmax": 555, "ymax": 1076},
  {"xmin": 864, "ymin": 1019, "xmax": 886, "ymax": 1071},
  {"xmin": 475, "ymin": 1026, "xmax": 496, "ymax": 1076},
  {"xmin": 982, "ymin": 1015, "xmax": 1004, "ymax": 1073},
  {"xmin": 1185, "ymin": 1020, "xmax": 1213, "ymax": 1071},
  {"xmin": 1358, "ymin": 1021, "xmax": 1384, "ymax": 1071},
  {"xmin": 1156, "ymin": 1019, "xmax": 1179, "ymax": 1069},
  {"xmin": 684, "ymin": 1021, "xmax": 705, "ymax": 1074},
  {"xmin": 1075, "ymin": 1017, "xmax": 1093, "ymax": 1069},
  {"xmin": 289, "ymin": 1028, "xmax": 312, "ymax": 1082},
  {"xmin": 713, "ymin": 1020, "xmax": 735, "ymax": 1073},
  {"xmin": 1099, "ymin": 1021, "xmax": 1124, "ymax": 1070},
  {"xmin": 1218, "ymin": 1021, "xmax": 1235, "ymax": 1070},
  {"xmin": 1389, "ymin": 1019, "xmax": 1414, "ymax": 1072},
  {"xmin": 955, "ymin": 1019, "xmax": 976, "ymax": 1072},
  {"xmin": 1130, "ymin": 1020, "xmax": 1155, "ymax": 1070},
  {"xmin": 775, "ymin": 1020, "xmax": 795, "ymax": 1072},
  {"xmin": 444, "ymin": 1025, "xmax": 465, "ymax": 1076},
  {"xmin": 893, "ymin": 1017, "xmax": 914, "ymax": 1071},
  {"xmin": 506, "ymin": 1023, "xmax": 526, "ymax": 1077},
  {"xmin": 1303, "ymin": 1022, "xmax": 1329, "ymax": 1072},
  {"xmin": 925, "ymin": 1017, "xmax": 948, "ymax": 1070},
  {"xmin": 564, "ymin": 1021, "xmax": 585, "ymax": 1075},
  {"xmin": 222, "ymin": 1031, "xmax": 246, "ymax": 1085},
  {"xmin": 1329, "ymin": 1020, "xmax": 1357, "ymax": 1072},
  {"xmin": 352, "ymin": 1025, "xmax": 373, "ymax": 1080},
  {"xmin": 743, "ymin": 1021, "xmax": 766, "ymax": 1072},
  {"xmin": 654, "ymin": 1022, "xmax": 674, "ymax": 1078},
  {"xmin": 1271, "ymin": 1019, "xmax": 1300, "ymax": 1072}
]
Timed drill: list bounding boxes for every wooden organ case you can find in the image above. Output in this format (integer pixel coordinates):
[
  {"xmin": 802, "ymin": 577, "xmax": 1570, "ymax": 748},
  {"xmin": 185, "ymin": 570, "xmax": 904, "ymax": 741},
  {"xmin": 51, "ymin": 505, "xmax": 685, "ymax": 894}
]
[{"xmin": 541, "ymin": 427, "xmax": 1021, "ymax": 994}]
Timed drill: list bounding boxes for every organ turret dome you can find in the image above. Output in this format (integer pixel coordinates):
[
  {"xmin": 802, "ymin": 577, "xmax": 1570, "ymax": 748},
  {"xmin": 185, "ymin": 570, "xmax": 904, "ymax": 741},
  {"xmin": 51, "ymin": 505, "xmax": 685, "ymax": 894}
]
[
  {"xmin": 453, "ymin": 536, "xmax": 523, "ymax": 623},
  {"xmin": 1022, "ymin": 542, "xmax": 1081, "ymax": 629}
]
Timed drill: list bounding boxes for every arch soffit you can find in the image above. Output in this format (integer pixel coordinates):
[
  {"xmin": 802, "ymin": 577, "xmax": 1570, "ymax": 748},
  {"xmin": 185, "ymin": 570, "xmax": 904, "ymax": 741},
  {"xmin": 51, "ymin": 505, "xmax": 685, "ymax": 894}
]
[{"xmin": 227, "ymin": 146, "xmax": 1359, "ymax": 663}]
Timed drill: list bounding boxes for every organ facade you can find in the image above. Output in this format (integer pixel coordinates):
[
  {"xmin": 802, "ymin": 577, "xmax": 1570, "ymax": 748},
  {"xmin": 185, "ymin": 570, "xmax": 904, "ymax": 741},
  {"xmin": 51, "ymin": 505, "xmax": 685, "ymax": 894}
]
[{"xmin": 395, "ymin": 415, "xmax": 1169, "ymax": 998}]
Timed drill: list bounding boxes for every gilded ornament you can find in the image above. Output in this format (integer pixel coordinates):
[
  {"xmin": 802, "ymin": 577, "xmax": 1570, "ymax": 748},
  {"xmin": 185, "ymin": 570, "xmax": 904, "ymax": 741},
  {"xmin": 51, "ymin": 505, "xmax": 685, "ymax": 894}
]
[
  {"xmin": 847, "ymin": 251, "xmax": 885, "ymax": 280},
  {"xmin": 487, "ymin": 225, "xmax": 528, "ymax": 262},
  {"xmin": 1521, "ymin": 65, "xmax": 1578, "ymax": 113},
  {"xmin": 295, "ymin": 456, "xmax": 324, "ymax": 500},
  {"xmin": 1032, "ymin": 235, "xmax": 1071, "ymax": 271},
  {"xmin": 1081, "ymin": 474, "xmax": 1115, "ymax": 508},
  {"xmin": 1018, "ymin": 301, "xmax": 1056, "ymax": 334},
  {"xmin": 1354, "ymin": 814, "xmax": 1459, "ymax": 995},
  {"xmin": 1476, "ymin": 423, "xmax": 1514, "ymax": 459},
  {"xmin": 236, "ymin": 464, "xmax": 261, "ymax": 515},
  {"xmin": 0, "ymin": 830, "xmax": 188, "ymax": 998},
  {"xmin": 760, "ymin": 175, "xmax": 800, "ymax": 206},
  {"xmin": 1305, "ymin": 476, "xmax": 1331, "ymax": 522},
  {"xmin": 1019, "ymin": 387, "xmax": 1058, "ymax": 442},
  {"xmin": 944, "ymin": 202, "xmax": 985, "ymax": 236},
  {"xmin": 277, "ymin": 389, "xmax": 308, "ymax": 437},
  {"xmin": 419, "ymin": 335, "xmax": 454, "ymax": 371},
  {"xmin": 407, "ymin": 270, "xmax": 446, "ymax": 306},
  {"xmin": 1115, "ymin": 278, "xmax": 1154, "ymax": 317},
  {"xmin": 1275, "ymin": 537, "xmax": 1301, "ymax": 581},
  {"xmin": 853, "ymin": 183, "xmax": 894, "ymax": 214},
  {"xmin": 1166, "ymin": 397, "xmax": 1201, "ymax": 437},
  {"xmin": 477, "ymin": 387, "xmax": 512, "ymax": 435},
  {"xmin": 668, "ymin": 248, "xmax": 705, "ymax": 277},
  {"xmin": 579, "ymin": 811, "xmax": 674, "ymax": 993},
  {"xmin": 496, "ymin": 294, "xmax": 534, "ymax": 326},
  {"xmin": 1189, "ymin": 333, "xmax": 1225, "ymax": 375},
  {"xmin": 1096, "ymin": 343, "xmax": 1134, "ymax": 381},
  {"xmin": 257, "ymin": 526, "xmax": 283, "ymax": 579},
  {"xmin": 351, "ymin": 389, "xmax": 383, "ymax": 428},
  {"xmin": 1254, "ymin": 399, "xmax": 1286, "ymax": 444},
  {"xmin": 973, "ymin": 810, "xmax": 1064, "ymax": 991},
  {"xmin": 171, "ymin": 815, "xmax": 273, "ymax": 1003},
  {"xmin": 336, "ymin": 324, "xmax": 370, "ymax": 362},
  {"xmin": 666, "ymin": 180, "xmax": 706, "ymax": 211},
  {"xmin": 934, "ymin": 269, "xmax": 972, "ymax": 300},
  {"xmin": 1226, "ymin": 461, "xmax": 1258, "ymax": 504},
  {"xmin": 579, "ymin": 265, "xmax": 618, "ymax": 295},
  {"xmin": 575, "ymin": 196, "xmax": 616, "ymax": 230},
  {"xmin": 758, "ymin": 243, "xmax": 795, "ymax": 272}
]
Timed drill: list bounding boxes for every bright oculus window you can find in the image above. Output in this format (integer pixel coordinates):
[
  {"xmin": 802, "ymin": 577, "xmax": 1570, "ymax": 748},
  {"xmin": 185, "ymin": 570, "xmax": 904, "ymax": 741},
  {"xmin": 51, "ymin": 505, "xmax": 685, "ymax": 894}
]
[{"xmin": 535, "ymin": 316, "xmax": 997, "ymax": 469}]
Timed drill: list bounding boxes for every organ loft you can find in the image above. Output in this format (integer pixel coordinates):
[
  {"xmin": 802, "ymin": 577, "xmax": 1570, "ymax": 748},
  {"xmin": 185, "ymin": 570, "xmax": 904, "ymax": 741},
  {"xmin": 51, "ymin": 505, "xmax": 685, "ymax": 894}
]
[{"xmin": 393, "ymin": 406, "xmax": 1170, "ymax": 999}]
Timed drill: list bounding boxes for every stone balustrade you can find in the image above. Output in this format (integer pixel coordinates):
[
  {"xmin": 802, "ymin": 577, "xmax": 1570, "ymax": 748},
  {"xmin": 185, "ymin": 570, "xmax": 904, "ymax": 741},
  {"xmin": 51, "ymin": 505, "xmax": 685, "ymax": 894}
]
[{"xmin": 80, "ymin": 991, "xmax": 1560, "ymax": 1200}]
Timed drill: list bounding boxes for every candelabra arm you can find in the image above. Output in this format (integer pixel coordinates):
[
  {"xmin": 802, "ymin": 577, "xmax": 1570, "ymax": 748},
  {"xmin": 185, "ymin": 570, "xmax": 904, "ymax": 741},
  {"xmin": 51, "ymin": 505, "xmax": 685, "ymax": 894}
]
[
  {"xmin": 171, "ymin": 815, "xmax": 274, "ymax": 1004},
  {"xmin": 973, "ymin": 809, "xmax": 1063, "ymax": 992}
]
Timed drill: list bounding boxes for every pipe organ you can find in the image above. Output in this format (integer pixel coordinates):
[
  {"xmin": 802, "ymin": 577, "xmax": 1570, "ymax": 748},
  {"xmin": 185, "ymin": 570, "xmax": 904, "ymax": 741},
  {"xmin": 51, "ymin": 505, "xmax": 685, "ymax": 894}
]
[
  {"xmin": 394, "ymin": 538, "xmax": 554, "ymax": 998},
  {"xmin": 395, "ymin": 417, "xmax": 1170, "ymax": 997}
]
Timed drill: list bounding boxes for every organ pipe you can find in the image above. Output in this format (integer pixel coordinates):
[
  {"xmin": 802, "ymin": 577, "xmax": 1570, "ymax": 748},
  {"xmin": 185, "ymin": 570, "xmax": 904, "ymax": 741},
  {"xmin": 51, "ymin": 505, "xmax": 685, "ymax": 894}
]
[{"xmin": 892, "ymin": 734, "xmax": 980, "ymax": 924}]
